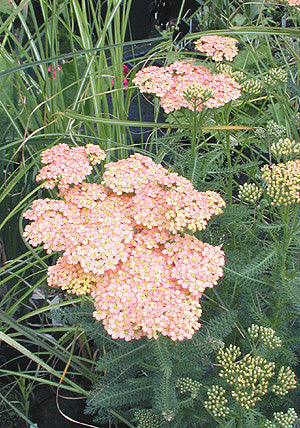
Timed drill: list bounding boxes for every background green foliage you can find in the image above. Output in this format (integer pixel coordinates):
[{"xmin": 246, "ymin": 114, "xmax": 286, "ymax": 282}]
[{"xmin": 0, "ymin": 0, "xmax": 299, "ymax": 427}]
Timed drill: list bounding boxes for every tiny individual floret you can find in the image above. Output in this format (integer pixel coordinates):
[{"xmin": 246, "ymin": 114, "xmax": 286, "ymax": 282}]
[
  {"xmin": 238, "ymin": 183, "xmax": 262, "ymax": 203},
  {"xmin": 261, "ymin": 160, "xmax": 300, "ymax": 206},
  {"xmin": 204, "ymin": 385, "xmax": 230, "ymax": 418},
  {"xmin": 177, "ymin": 377, "xmax": 202, "ymax": 398},
  {"xmin": 271, "ymin": 138, "xmax": 300, "ymax": 160},
  {"xmin": 266, "ymin": 120, "xmax": 286, "ymax": 139},
  {"xmin": 272, "ymin": 366, "xmax": 297, "ymax": 396},
  {"xmin": 194, "ymin": 36, "xmax": 239, "ymax": 61},
  {"xmin": 265, "ymin": 408, "xmax": 298, "ymax": 428},
  {"xmin": 264, "ymin": 68, "xmax": 288, "ymax": 86},
  {"xmin": 242, "ymin": 78, "xmax": 264, "ymax": 95}
]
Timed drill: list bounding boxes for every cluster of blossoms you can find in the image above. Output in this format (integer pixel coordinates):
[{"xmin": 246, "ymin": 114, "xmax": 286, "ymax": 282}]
[
  {"xmin": 176, "ymin": 377, "xmax": 202, "ymax": 399},
  {"xmin": 241, "ymin": 77, "xmax": 264, "ymax": 95},
  {"xmin": 262, "ymin": 159, "xmax": 300, "ymax": 206},
  {"xmin": 215, "ymin": 64, "xmax": 264, "ymax": 96},
  {"xmin": 216, "ymin": 63, "xmax": 245, "ymax": 83},
  {"xmin": 239, "ymin": 137, "xmax": 300, "ymax": 207},
  {"xmin": 204, "ymin": 385, "xmax": 230, "ymax": 418},
  {"xmin": 285, "ymin": 0, "xmax": 300, "ymax": 6},
  {"xmin": 264, "ymin": 68, "xmax": 288, "ymax": 86},
  {"xmin": 24, "ymin": 143, "xmax": 226, "ymax": 342},
  {"xmin": 266, "ymin": 121, "xmax": 286, "ymax": 139},
  {"xmin": 194, "ymin": 36, "xmax": 239, "ymax": 62},
  {"xmin": 271, "ymin": 137, "xmax": 300, "ymax": 160},
  {"xmin": 265, "ymin": 408, "xmax": 299, "ymax": 428},
  {"xmin": 238, "ymin": 183, "xmax": 262, "ymax": 204},
  {"xmin": 133, "ymin": 61, "xmax": 241, "ymax": 113},
  {"xmin": 35, "ymin": 143, "xmax": 106, "ymax": 189},
  {"xmin": 248, "ymin": 324, "xmax": 282, "ymax": 349},
  {"xmin": 254, "ymin": 122, "xmax": 286, "ymax": 141},
  {"xmin": 271, "ymin": 366, "xmax": 297, "ymax": 396},
  {"xmin": 134, "ymin": 409, "xmax": 164, "ymax": 428},
  {"xmin": 217, "ymin": 346, "xmax": 276, "ymax": 410},
  {"xmin": 216, "ymin": 343, "xmax": 297, "ymax": 411}
]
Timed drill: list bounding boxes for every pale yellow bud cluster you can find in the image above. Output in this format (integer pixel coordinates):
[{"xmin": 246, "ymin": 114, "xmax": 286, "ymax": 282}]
[
  {"xmin": 248, "ymin": 324, "xmax": 282, "ymax": 349},
  {"xmin": 217, "ymin": 344, "xmax": 242, "ymax": 376},
  {"xmin": 254, "ymin": 127, "xmax": 268, "ymax": 140},
  {"xmin": 264, "ymin": 68, "xmax": 288, "ymax": 86},
  {"xmin": 216, "ymin": 64, "xmax": 246, "ymax": 83},
  {"xmin": 242, "ymin": 78, "xmax": 264, "ymax": 95},
  {"xmin": 271, "ymin": 138, "xmax": 300, "ymax": 159},
  {"xmin": 271, "ymin": 366, "xmax": 297, "ymax": 396},
  {"xmin": 238, "ymin": 183, "xmax": 263, "ymax": 203},
  {"xmin": 231, "ymin": 354, "xmax": 275, "ymax": 410},
  {"xmin": 176, "ymin": 377, "xmax": 202, "ymax": 399},
  {"xmin": 261, "ymin": 160, "xmax": 300, "ymax": 206},
  {"xmin": 134, "ymin": 409, "xmax": 164, "ymax": 428},
  {"xmin": 161, "ymin": 410, "xmax": 175, "ymax": 422},
  {"xmin": 204, "ymin": 385, "xmax": 230, "ymax": 418},
  {"xmin": 217, "ymin": 346, "xmax": 276, "ymax": 410},
  {"xmin": 183, "ymin": 84, "xmax": 215, "ymax": 104},
  {"xmin": 265, "ymin": 408, "xmax": 298, "ymax": 428},
  {"xmin": 266, "ymin": 120, "xmax": 286, "ymax": 139}
]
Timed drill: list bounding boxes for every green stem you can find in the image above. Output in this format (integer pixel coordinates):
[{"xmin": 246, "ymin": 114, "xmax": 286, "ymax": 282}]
[
  {"xmin": 279, "ymin": 205, "xmax": 292, "ymax": 280},
  {"xmin": 190, "ymin": 106, "xmax": 199, "ymax": 184}
]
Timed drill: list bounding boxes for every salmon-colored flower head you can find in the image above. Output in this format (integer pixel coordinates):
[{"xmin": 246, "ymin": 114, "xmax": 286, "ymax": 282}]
[
  {"xmin": 24, "ymin": 144, "xmax": 226, "ymax": 341},
  {"xmin": 133, "ymin": 61, "xmax": 240, "ymax": 113},
  {"xmin": 194, "ymin": 36, "xmax": 239, "ymax": 62}
]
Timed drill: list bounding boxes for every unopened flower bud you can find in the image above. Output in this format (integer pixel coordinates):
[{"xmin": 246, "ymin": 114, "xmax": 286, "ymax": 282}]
[
  {"xmin": 238, "ymin": 183, "xmax": 262, "ymax": 203},
  {"xmin": 264, "ymin": 68, "xmax": 288, "ymax": 86}
]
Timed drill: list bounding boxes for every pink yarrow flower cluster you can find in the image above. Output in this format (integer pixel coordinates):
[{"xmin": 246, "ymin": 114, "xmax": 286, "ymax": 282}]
[
  {"xmin": 24, "ymin": 143, "xmax": 225, "ymax": 341},
  {"xmin": 285, "ymin": 0, "xmax": 300, "ymax": 6},
  {"xmin": 133, "ymin": 61, "xmax": 241, "ymax": 113},
  {"xmin": 194, "ymin": 36, "xmax": 239, "ymax": 62}
]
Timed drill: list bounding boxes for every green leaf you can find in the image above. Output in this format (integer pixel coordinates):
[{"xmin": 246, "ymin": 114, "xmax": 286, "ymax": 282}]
[
  {"xmin": 0, "ymin": 330, "xmax": 88, "ymax": 395},
  {"xmin": 0, "ymin": 0, "xmax": 14, "ymax": 14}
]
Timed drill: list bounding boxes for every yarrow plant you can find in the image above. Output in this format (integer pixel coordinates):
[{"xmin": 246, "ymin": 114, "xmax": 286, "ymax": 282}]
[
  {"xmin": 23, "ymin": 143, "xmax": 226, "ymax": 342},
  {"xmin": 238, "ymin": 137, "xmax": 300, "ymax": 206},
  {"xmin": 177, "ymin": 327, "xmax": 297, "ymax": 423},
  {"xmin": 261, "ymin": 160, "xmax": 300, "ymax": 206},
  {"xmin": 194, "ymin": 36, "xmax": 239, "ymax": 62},
  {"xmin": 133, "ymin": 61, "xmax": 241, "ymax": 113}
]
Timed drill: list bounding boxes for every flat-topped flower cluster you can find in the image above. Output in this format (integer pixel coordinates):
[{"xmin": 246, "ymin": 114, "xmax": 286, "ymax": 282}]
[
  {"xmin": 24, "ymin": 144, "xmax": 225, "ymax": 341},
  {"xmin": 194, "ymin": 36, "xmax": 239, "ymax": 62},
  {"xmin": 133, "ymin": 61, "xmax": 241, "ymax": 113}
]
